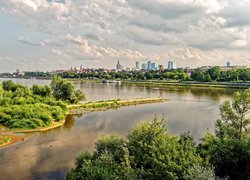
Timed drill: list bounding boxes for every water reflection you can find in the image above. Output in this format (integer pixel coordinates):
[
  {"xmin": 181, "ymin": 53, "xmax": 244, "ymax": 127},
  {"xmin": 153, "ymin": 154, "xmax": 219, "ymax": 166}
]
[{"xmin": 0, "ymin": 79, "xmax": 240, "ymax": 180}]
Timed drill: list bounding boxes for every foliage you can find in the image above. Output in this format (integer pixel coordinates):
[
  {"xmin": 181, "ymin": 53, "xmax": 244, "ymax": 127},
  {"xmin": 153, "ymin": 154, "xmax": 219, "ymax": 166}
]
[
  {"xmin": 199, "ymin": 135, "xmax": 250, "ymax": 180},
  {"xmin": 0, "ymin": 80, "xmax": 67, "ymax": 129},
  {"xmin": 67, "ymin": 118, "xmax": 205, "ymax": 180},
  {"xmin": 216, "ymin": 89, "xmax": 250, "ymax": 140},
  {"xmin": 184, "ymin": 164, "xmax": 215, "ymax": 180},
  {"xmin": 32, "ymin": 84, "xmax": 52, "ymax": 97},
  {"xmin": 51, "ymin": 76, "xmax": 85, "ymax": 103},
  {"xmin": 67, "ymin": 134, "xmax": 137, "ymax": 180},
  {"xmin": 198, "ymin": 89, "xmax": 250, "ymax": 180}
]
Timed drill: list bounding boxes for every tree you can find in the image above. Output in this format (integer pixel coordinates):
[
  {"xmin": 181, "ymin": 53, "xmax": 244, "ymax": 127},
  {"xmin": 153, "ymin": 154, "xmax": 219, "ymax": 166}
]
[
  {"xmin": 67, "ymin": 134, "xmax": 136, "ymax": 180},
  {"xmin": 207, "ymin": 66, "xmax": 220, "ymax": 81},
  {"xmin": 32, "ymin": 84, "xmax": 52, "ymax": 97},
  {"xmin": 51, "ymin": 76, "xmax": 85, "ymax": 103},
  {"xmin": 191, "ymin": 68, "xmax": 206, "ymax": 82},
  {"xmin": 67, "ymin": 118, "xmax": 205, "ymax": 180},
  {"xmin": 200, "ymin": 135, "xmax": 250, "ymax": 180},
  {"xmin": 0, "ymin": 84, "xmax": 3, "ymax": 99},
  {"xmin": 216, "ymin": 89, "xmax": 250, "ymax": 140},
  {"xmin": 128, "ymin": 118, "xmax": 203, "ymax": 179}
]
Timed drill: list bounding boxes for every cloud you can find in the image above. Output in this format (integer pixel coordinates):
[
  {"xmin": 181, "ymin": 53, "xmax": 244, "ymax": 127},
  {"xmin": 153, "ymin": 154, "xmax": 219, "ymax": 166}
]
[
  {"xmin": 18, "ymin": 36, "xmax": 65, "ymax": 46},
  {"xmin": 0, "ymin": 0, "xmax": 250, "ymax": 72},
  {"xmin": 18, "ymin": 37, "xmax": 45, "ymax": 46},
  {"xmin": 51, "ymin": 49, "xmax": 67, "ymax": 57}
]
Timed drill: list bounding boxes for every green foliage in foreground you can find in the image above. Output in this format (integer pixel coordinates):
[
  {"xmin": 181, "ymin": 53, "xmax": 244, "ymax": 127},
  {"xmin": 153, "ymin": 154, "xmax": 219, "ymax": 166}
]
[
  {"xmin": 68, "ymin": 89, "xmax": 250, "ymax": 180},
  {"xmin": 67, "ymin": 119, "xmax": 211, "ymax": 180},
  {"xmin": 0, "ymin": 78, "xmax": 84, "ymax": 129}
]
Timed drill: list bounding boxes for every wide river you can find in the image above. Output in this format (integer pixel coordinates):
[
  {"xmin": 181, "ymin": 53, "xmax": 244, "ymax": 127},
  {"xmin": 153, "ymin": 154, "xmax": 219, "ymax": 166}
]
[{"xmin": 0, "ymin": 78, "xmax": 241, "ymax": 180}]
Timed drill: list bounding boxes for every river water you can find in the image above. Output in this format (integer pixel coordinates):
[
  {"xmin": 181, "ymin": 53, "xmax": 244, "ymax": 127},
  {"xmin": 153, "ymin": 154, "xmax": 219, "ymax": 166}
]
[{"xmin": 0, "ymin": 78, "xmax": 240, "ymax": 180}]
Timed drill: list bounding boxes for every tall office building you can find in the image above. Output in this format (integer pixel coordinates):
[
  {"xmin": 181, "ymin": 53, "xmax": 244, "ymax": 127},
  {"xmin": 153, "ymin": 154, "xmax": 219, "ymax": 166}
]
[
  {"xmin": 141, "ymin": 63, "xmax": 148, "ymax": 70},
  {"xmin": 147, "ymin": 61, "xmax": 152, "ymax": 70},
  {"xmin": 167, "ymin": 61, "xmax": 176, "ymax": 70},
  {"xmin": 136, "ymin": 61, "xmax": 140, "ymax": 69},
  {"xmin": 150, "ymin": 62, "xmax": 157, "ymax": 70}
]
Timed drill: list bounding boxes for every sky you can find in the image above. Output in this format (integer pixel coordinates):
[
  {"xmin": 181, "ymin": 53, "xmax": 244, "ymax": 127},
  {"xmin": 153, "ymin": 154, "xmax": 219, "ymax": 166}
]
[{"xmin": 0, "ymin": 0, "xmax": 250, "ymax": 72}]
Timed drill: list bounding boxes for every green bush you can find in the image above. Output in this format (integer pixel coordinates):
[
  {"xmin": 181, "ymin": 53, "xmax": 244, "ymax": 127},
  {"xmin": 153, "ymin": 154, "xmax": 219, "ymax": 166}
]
[{"xmin": 0, "ymin": 80, "xmax": 68, "ymax": 129}]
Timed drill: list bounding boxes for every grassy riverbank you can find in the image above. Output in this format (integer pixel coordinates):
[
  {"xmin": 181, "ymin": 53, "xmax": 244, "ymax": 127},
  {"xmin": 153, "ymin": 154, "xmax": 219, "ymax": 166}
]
[
  {"xmin": 0, "ymin": 135, "xmax": 12, "ymax": 147},
  {"xmin": 68, "ymin": 98, "xmax": 166, "ymax": 115},
  {"xmin": 122, "ymin": 80, "xmax": 250, "ymax": 89}
]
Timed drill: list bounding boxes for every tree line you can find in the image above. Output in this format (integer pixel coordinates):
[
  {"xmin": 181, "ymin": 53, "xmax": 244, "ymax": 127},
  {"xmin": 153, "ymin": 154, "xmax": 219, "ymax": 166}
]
[
  {"xmin": 0, "ymin": 76, "xmax": 85, "ymax": 129},
  {"xmin": 67, "ymin": 89, "xmax": 250, "ymax": 180},
  {"xmin": 58, "ymin": 67, "xmax": 250, "ymax": 82}
]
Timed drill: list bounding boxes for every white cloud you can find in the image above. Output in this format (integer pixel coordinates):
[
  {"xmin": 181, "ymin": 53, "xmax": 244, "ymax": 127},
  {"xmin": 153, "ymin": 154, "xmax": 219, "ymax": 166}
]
[
  {"xmin": 51, "ymin": 49, "xmax": 67, "ymax": 57},
  {"xmin": 0, "ymin": 0, "xmax": 250, "ymax": 71}
]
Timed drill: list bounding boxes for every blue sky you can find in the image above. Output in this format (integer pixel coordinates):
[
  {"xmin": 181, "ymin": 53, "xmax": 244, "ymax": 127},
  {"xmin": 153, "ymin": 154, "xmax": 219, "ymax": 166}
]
[{"xmin": 0, "ymin": 0, "xmax": 249, "ymax": 72}]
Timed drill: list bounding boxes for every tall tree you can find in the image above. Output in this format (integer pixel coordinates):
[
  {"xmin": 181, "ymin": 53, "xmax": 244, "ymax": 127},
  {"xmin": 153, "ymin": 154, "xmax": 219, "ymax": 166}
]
[{"xmin": 216, "ymin": 89, "xmax": 250, "ymax": 140}]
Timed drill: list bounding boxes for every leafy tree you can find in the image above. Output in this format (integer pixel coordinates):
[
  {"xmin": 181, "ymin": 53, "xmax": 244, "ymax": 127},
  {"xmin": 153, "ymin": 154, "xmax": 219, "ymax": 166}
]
[
  {"xmin": 0, "ymin": 84, "xmax": 3, "ymax": 99},
  {"xmin": 191, "ymin": 68, "xmax": 206, "ymax": 82},
  {"xmin": 67, "ymin": 134, "xmax": 136, "ymax": 180},
  {"xmin": 207, "ymin": 66, "xmax": 220, "ymax": 81},
  {"xmin": 68, "ymin": 119, "xmax": 205, "ymax": 180},
  {"xmin": 128, "ymin": 118, "xmax": 203, "ymax": 179},
  {"xmin": 184, "ymin": 164, "xmax": 215, "ymax": 180},
  {"xmin": 51, "ymin": 76, "xmax": 85, "ymax": 103},
  {"xmin": 200, "ymin": 135, "xmax": 250, "ymax": 180},
  {"xmin": 32, "ymin": 84, "xmax": 52, "ymax": 97},
  {"xmin": 216, "ymin": 89, "xmax": 250, "ymax": 140}
]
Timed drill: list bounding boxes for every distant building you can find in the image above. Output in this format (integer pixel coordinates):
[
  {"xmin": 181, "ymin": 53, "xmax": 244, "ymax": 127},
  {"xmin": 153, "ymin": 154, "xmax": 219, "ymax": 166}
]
[
  {"xmin": 136, "ymin": 61, "xmax": 141, "ymax": 70},
  {"xmin": 159, "ymin": 65, "xmax": 164, "ymax": 71},
  {"xmin": 220, "ymin": 65, "xmax": 246, "ymax": 71},
  {"xmin": 150, "ymin": 62, "xmax": 157, "ymax": 70},
  {"xmin": 141, "ymin": 63, "xmax": 148, "ymax": 70},
  {"xmin": 226, "ymin": 62, "xmax": 231, "ymax": 67},
  {"xmin": 167, "ymin": 61, "xmax": 176, "ymax": 70},
  {"xmin": 116, "ymin": 60, "xmax": 124, "ymax": 71},
  {"xmin": 147, "ymin": 61, "xmax": 152, "ymax": 70}
]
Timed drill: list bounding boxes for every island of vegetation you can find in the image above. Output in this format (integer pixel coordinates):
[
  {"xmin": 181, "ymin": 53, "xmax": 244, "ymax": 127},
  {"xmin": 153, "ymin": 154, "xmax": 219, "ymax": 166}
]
[
  {"xmin": 0, "ymin": 76, "xmax": 85, "ymax": 130},
  {"xmin": 67, "ymin": 89, "xmax": 250, "ymax": 180},
  {"xmin": 0, "ymin": 77, "xmax": 166, "ymax": 146}
]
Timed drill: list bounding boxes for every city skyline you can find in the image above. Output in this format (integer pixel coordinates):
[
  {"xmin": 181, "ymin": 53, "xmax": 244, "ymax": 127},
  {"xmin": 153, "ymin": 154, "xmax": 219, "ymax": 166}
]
[{"xmin": 0, "ymin": 0, "xmax": 250, "ymax": 73}]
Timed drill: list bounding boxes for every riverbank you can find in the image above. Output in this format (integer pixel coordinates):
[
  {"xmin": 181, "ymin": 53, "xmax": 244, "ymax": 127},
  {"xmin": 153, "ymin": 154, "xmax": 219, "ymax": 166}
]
[
  {"xmin": 67, "ymin": 98, "xmax": 166, "ymax": 115},
  {"xmin": 122, "ymin": 80, "xmax": 250, "ymax": 89},
  {"xmin": 0, "ymin": 134, "xmax": 28, "ymax": 148},
  {"xmin": 0, "ymin": 97, "xmax": 166, "ymax": 148}
]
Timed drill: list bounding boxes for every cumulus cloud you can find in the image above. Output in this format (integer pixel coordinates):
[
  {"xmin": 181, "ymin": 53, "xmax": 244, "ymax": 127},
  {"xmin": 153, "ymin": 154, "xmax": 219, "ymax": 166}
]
[{"xmin": 0, "ymin": 0, "xmax": 249, "ymax": 71}]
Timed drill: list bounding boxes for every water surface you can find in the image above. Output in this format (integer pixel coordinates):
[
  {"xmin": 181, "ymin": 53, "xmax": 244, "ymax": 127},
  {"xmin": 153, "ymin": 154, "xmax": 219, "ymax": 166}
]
[{"xmin": 0, "ymin": 78, "xmax": 239, "ymax": 180}]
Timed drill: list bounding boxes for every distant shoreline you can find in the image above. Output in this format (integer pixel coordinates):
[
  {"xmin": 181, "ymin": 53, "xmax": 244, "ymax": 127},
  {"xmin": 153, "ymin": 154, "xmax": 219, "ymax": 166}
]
[{"xmin": 1, "ymin": 77, "xmax": 249, "ymax": 89}]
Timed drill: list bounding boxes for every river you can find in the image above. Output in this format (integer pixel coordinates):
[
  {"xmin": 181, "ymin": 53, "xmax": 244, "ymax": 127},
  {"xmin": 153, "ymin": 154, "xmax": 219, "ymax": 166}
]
[{"xmin": 0, "ymin": 78, "xmax": 240, "ymax": 180}]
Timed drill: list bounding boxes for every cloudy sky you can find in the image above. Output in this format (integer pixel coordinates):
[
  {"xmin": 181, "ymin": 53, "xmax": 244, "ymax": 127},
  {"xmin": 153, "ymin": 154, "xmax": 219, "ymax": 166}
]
[{"xmin": 0, "ymin": 0, "xmax": 250, "ymax": 72}]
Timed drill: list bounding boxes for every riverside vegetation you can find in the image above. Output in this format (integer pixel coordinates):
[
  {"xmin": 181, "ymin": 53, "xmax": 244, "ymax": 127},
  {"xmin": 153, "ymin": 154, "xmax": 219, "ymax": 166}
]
[
  {"xmin": 67, "ymin": 89, "xmax": 250, "ymax": 180},
  {"xmin": 0, "ymin": 76, "xmax": 85, "ymax": 129}
]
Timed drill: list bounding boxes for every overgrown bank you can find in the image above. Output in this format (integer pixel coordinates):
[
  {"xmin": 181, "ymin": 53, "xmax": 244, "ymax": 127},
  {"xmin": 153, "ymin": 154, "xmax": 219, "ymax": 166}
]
[
  {"xmin": 0, "ymin": 76, "xmax": 85, "ymax": 130},
  {"xmin": 122, "ymin": 80, "xmax": 250, "ymax": 89},
  {"xmin": 67, "ymin": 98, "xmax": 166, "ymax": 114}
]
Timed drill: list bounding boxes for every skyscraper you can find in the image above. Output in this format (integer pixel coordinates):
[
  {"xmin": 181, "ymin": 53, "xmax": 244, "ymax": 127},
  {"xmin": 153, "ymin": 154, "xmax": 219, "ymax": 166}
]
[
  {"xmin": 167, "ymin": 61, "xmax": 176, "ymax": 70},
  {"xmin": 116, "ymin": 60, "xmax": 124, "ymax": 71},
  {"xmin": 141, "ymin": 63, "xmax": 148, "ymax": 70},
  {"xmin": 147, "ymin": 61, "xmax": 152, "ymax": 70},
  {"xmin": 136, "ymin": 61, "xmax": 140, "ymax": 70}
]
